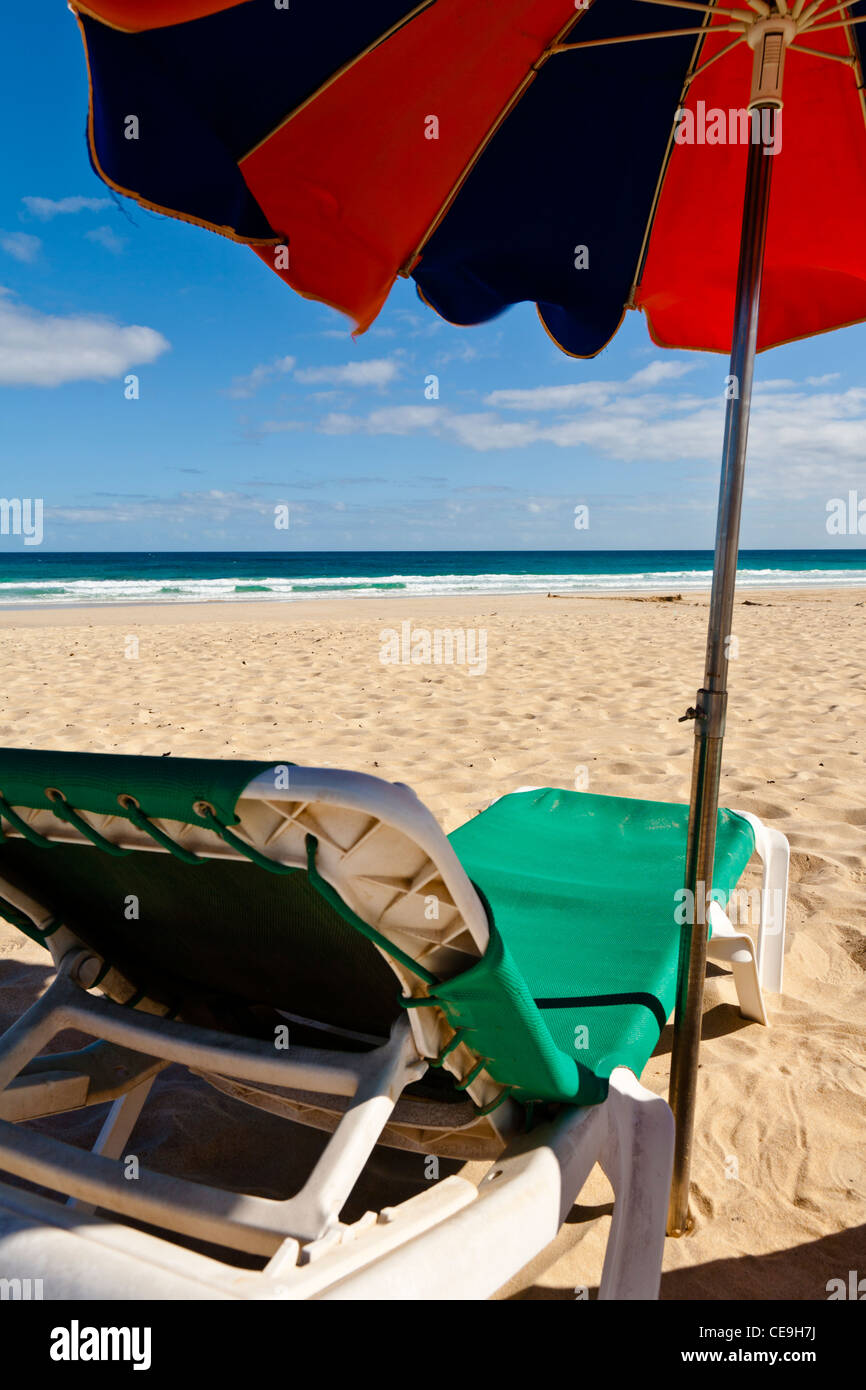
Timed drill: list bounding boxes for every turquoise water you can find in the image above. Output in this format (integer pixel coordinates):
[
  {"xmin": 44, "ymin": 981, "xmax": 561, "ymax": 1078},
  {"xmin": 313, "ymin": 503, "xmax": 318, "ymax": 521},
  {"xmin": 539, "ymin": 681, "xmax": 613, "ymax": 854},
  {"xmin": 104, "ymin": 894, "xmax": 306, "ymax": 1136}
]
[{"xmin": 0, "ymin": 550, "xmax": 863, "ymax": 607}]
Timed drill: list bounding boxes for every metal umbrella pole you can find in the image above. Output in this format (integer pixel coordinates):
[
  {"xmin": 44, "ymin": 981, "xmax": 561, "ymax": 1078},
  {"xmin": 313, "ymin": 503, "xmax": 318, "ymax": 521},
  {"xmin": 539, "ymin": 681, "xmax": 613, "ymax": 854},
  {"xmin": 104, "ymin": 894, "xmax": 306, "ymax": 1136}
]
[{"xmin": 667, "ymin": 73, "xmax": 783, "ymax": 1235}]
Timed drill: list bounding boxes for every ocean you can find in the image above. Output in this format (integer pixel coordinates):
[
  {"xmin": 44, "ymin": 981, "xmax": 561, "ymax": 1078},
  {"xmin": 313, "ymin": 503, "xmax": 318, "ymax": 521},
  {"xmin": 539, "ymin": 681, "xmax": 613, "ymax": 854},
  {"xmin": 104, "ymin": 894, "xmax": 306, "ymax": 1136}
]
[{"xmin": 0, "ymin": 550, "xmax": 864, "ymax": 607}]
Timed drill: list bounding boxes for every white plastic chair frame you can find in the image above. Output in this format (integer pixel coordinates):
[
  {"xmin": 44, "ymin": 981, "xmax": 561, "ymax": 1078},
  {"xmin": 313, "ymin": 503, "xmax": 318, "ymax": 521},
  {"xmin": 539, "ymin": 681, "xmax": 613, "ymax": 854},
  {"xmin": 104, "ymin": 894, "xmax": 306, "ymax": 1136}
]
[{"xmin": 0, "ymin": 767, "xmax": 784, "ymax": 1299}]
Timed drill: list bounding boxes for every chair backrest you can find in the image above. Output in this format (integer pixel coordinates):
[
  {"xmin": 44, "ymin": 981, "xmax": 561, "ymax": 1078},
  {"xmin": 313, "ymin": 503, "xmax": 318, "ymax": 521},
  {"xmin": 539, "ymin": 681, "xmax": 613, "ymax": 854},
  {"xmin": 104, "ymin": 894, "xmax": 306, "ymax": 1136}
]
[{"xmin": 0, "ymin": 751, "xmax": 495, "ymax": 1100}]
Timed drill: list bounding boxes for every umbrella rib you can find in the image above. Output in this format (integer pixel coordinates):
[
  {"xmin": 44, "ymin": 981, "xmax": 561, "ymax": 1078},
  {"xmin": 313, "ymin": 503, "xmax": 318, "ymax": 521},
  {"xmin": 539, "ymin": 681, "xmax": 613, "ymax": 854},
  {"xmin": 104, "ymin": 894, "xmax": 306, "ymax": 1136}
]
[
  {"xmin": 637, "ymin": 0, "xmax": 756, "ymax": 19},
  {"xmin": 797, "ymin": 0, "xmax": 833, "ymax": 21},
  {"xmin": 844, "ymin": 4, "xmax": 866, "ymax": 135},
  {"xmin": 789, "ymin": 35, "xmax": 859, "ymax": 54},
  {"xmin": 684, "ymin": 34, "xmax": 745, "ymax": 81},
  {"xmin": 549, "ymin": 25, "xmax": 745, "ymax": 51},
  {"xmin": 637, "ymin": 0, "xmax": 741, "ymax": 12},
  {"xmin": 804, "ymin": 15, "xmax": 866, "ymax": 32},
  {"xmin": 799, "ymin": 0, "xmax": 855, "ymax": 25}
]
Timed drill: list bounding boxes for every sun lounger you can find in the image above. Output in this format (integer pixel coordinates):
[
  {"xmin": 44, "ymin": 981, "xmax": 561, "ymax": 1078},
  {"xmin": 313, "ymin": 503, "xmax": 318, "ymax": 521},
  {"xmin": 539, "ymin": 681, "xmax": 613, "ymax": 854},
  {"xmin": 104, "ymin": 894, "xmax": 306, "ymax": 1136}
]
[{"xmin": 0, "ymin": 750, "xmax": 787, "ymax": 1299}]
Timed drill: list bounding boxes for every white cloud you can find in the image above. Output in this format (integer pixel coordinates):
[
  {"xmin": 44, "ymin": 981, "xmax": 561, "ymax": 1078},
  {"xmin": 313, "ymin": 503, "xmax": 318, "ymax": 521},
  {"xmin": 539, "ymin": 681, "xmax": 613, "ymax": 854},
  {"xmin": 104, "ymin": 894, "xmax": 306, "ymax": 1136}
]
[
  {"xmin": 226, "ymin": 355, "xmax": 295, "ymax": 398},
  {"xmin": 231, "ymin": 355, "xmax": 400, "ymax": 402},
  {"xmin": 739, "ymin": 387, "xmax": 866, "ymax": 497},
  {"xmin": 628, "ymin": 359, "xmax": 697, "ymax": 387},
  {"xmin": 319, "ymin": 403, "xmax": 540, "ymax": 452},
  {"xmin": 85, "ymin": 224, "xmax": 126, "ymax": 255},
  {"xmin": 435, "ymin": 341, "xmax": 478, "ymax": 366},
  {"xmin": 445, "ymin": 412, "xmax": 541, "ymax": 451},
  {"xmin": 295, "ymin": 358, "xmax": 399, "ymax": 388},
  {"xmin": 320, "ymin": 404, "xmax": 431, "ymax": 435},
  {"xmin": 485, "ymin": 360, "xmax": 697, "ymax": 411},
  {"xmin": 1, "ymin": 233, "xmax": 41, "ymax": 264},
  {"xmin": 0, "ymin": 290, "xmax": 169, "ymax": 387},
  {"xmin": 22, "ymin": 195, "xmax": 111, "ymax": 220},
  {"xmin": 309, "ymin": 377, "xmax": 866, "ymax": 491},
  {"xmin": 485, "ymin": 381, "xmax": 608, "ymax": 411}
]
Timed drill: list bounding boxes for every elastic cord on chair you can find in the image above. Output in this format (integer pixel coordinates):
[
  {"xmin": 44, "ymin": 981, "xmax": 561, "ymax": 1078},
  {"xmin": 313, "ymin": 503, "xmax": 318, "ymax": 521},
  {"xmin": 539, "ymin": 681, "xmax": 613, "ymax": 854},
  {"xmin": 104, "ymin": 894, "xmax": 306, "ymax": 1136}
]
[
  {"xmin": 118, "ymin": 795, "xmax": 204, "ymax": 866},
  {"xmin": 454, "ymin": 1058, "xmax": 488, "ymax": 1091},
  {"xmin": 405, "ymin": 1006, "xmax": 512, "ymax": 1114},
  {"xmin": 45, "ymin": 790, "xmax": 129, "ymax": 858},
  {"xmin": 402, "ymin": 1001, "xmax": 510, "ymax": 1112},
  {"xmin": 429, "ymin": 1028, "xmax": 466, "ymax": 1067},
  {"xmin": 476, "ymin": 1087, "xmax": 516, "ymax": 1118},
  {"xmin": 305, "ymin": 833, "xmax": 438, "ymax": 987},
  {"xmin": 0, "ymin": 793, "xmax": 56, "ymax": 849},
  {"xmin": 0, "ymin": 895, "xmax": 60, "ymax": 948},
  {"xmin": 194, "ymin": 803, "xmax": 294, "ymax": 875}
]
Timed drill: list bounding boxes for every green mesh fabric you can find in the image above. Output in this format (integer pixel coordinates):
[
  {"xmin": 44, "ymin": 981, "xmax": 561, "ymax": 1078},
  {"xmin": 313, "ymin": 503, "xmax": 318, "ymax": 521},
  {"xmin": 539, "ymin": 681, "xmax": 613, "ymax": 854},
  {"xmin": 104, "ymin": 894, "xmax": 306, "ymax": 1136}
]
[
  {"xmin": 0, "ymin": 839, "xmax": 402, "ymax": 1038},
  {"xmin": 445, "ymin": 788, "xmax": 756, "ymax": 1101},
  {"xmin": 0, "ymin": 748, "xmax": 283, "ymax": 828},
  {"xmin": 432, "ymin": 919, "xmax": 608, "ymax": 1106}
]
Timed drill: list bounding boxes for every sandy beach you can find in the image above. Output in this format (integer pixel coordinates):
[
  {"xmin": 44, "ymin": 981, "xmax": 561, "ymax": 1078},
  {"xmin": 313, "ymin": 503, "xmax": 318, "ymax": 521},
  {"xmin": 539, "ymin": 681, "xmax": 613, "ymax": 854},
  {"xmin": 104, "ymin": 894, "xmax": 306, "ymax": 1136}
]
[{"xmin": 1, "ymin": 587, "xmax": 864, "ymax": 1299}]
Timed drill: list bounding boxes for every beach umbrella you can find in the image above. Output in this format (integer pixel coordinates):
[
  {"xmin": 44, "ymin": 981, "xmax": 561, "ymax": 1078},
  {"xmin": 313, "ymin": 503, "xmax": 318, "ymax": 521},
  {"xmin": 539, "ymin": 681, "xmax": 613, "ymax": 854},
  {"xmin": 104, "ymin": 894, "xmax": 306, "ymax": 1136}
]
[{"xmin": 69, "ymin": 0, "xmax": 866, "ymax": 1236}]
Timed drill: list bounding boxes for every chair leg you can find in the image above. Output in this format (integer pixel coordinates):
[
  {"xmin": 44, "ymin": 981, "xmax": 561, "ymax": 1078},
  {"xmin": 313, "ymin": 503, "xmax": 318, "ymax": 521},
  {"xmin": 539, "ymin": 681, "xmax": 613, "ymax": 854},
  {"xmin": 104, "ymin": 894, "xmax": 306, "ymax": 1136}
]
[
  {"xmin": 734, "ymin": 812, "xmax": 789, "ymax": 995},
  {"xmin": 67, "ymin": 1075, "xmax": 156, "ymax": 1214},
  {"xmin": 597, "ymin": 1067, "xmax": 674, "ymax": 1301},
  {"xmin": 707, "ymin": 905, "xmax": 768, "ymax": 1025},
  {"xmin": 755, "ymin": 826, "xmax": 789, "ymax": 995}
]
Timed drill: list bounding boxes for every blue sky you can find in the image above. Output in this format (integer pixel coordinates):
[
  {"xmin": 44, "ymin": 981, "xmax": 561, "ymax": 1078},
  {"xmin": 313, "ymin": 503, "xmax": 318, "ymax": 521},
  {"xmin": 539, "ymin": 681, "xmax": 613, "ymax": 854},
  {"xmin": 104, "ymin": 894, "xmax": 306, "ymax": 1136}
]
[{"xmin": 1, "ymin": 7, "xmax": 864, "ymax": 553}]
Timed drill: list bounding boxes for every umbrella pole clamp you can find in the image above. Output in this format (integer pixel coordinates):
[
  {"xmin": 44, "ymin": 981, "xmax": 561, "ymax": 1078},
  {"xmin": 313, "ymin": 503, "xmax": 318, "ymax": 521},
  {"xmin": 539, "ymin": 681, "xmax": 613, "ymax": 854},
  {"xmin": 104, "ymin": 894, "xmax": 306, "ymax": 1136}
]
[
  {"xmin": 678, "ymin": 689, "xmax": 726, "ymax": 741},
  {"xmin": 695, "ymin": 689, "xmax": 726, "ymax": 741}
]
